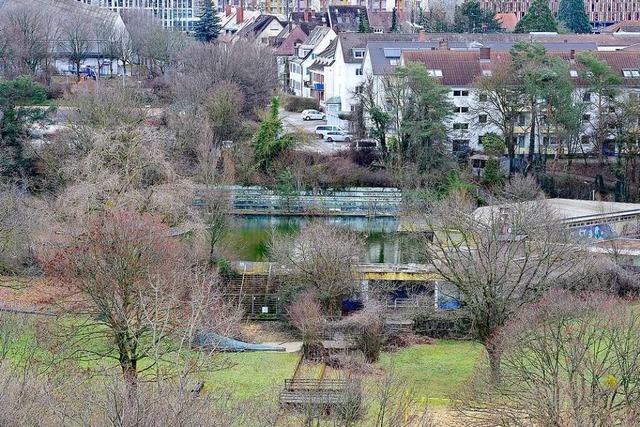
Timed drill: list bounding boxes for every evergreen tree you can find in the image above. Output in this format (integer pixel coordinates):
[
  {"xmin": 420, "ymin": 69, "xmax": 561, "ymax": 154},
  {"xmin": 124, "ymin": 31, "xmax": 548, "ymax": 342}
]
[
  {"xmin": 453, "ymin": 0, "xmax": 502, "ymax": 33},
  {"xmin": 194, "ymin": 0, "xmax": 221, "ymax": 43},
  {"xmin": 514, "ymin": 0, "xmax": 558, "ymax": 33},
  {"xmin": 390, "ymin": 7, "xmax": 399, "ymax": 32},
  {"xmin": 253, "ymin": 97, "xmax": 292, "ymax": 171},
  {"xmin": 358, "ymin": 11, "xmax": 372, "ymax": 33},
  {"xmin": 557, "ymin": 0, "xmax": 591, "ymax": 33}
]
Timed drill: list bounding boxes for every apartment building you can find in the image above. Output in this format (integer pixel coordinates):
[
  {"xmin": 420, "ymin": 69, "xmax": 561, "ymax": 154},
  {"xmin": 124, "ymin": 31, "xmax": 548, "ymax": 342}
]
[
  {"xmin": 479, "ymin": 0, "xmax": 640, "ymax": 29},
  {"xmin": 397, "ymin": 48, "xmax": 640, "ymax": 154},
  {"xmin": 81, "ymin": 0, "xmax": 198, "ymax": 31}
]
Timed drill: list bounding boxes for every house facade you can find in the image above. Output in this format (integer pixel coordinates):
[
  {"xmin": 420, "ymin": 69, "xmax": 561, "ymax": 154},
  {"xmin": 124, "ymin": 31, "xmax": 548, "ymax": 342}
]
[{"xmin": 397, "ymin": 48, "xmax": 640, "ymax": 154}]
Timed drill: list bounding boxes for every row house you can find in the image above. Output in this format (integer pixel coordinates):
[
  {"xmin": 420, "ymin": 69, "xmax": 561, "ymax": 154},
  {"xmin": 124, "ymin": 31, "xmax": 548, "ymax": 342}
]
[
  {"xmin": 288, "ymin": 26, "xmax": 337, "ymax": 97},
  {"xmin": 394, "ymin": 48, "xmax": 640, "ymax": 154}
]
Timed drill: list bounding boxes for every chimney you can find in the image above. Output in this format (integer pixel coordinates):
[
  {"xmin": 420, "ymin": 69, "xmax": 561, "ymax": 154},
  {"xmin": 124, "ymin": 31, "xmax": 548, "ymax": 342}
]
[
  {"xmin": 418, "ymin": 30, "xmax": 427, "ymax": 42},
  {"xmin": 225, "ymin": 4, "xmax": 232, "ymax": 16},
  {"xmin": 438, "ymin": 39, "xmax": 448, "ymax": 50},
  {"xmin": 479, "ymin": 47, "xmax": 491, "ymax": 61},
  {"xmin": 570, "ymin": 49, "xmax": 575, "ymax": 60},
  {"xmin": 304, "ymin": 8, "xmax": 310, "ymax": 22},
  {"xmin": 236, "ymin": 6, "xmax": 244, "ymax": 23}
]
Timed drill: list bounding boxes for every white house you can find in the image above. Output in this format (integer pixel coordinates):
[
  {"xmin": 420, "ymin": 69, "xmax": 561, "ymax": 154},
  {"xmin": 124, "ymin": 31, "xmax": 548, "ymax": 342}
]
[{"xmin": 289, "ymin": 26, "xmax": 336, "ymax": 98}]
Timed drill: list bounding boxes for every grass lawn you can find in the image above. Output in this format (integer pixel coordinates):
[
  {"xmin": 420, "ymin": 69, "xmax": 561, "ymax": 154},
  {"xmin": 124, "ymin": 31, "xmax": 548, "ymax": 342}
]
[
  {"xmin": 377, "ymin": 340, "xmax": 484, "ymax": 406},
  {"xmin": 204, "ymin": 351, "xmax": 299, "ymax": 399}
]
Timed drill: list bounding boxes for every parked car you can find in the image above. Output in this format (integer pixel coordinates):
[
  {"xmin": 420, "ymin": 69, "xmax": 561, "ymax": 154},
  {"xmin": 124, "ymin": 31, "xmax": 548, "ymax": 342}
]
[
  {"xmin": 301, "ymin": 109, "xmax": 325, "ymax": 121},
  {"xmin": 314, "ymin": 125, "xmax": 342, "ymax": 138},
  {"xmin": 324, "ymin": 131, "xmax": 351, "ymax": 142}
]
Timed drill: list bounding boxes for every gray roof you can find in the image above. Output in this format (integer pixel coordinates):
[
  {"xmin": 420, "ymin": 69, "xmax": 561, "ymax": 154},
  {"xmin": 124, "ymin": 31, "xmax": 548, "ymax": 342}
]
[
  {"xmin": 301, "ymin": 26, "xmax": 331, "ymax": 49},
  {"xmin": 339, "ymin": 33, "xmax": 418, "ymax": 63},
  {"xmin": 328, "ymin": 5, "xmax": 367, "ymax": 33},
  {"xmin": 366, "ymin": 39, "xmax": 601, "ymax": 75}
]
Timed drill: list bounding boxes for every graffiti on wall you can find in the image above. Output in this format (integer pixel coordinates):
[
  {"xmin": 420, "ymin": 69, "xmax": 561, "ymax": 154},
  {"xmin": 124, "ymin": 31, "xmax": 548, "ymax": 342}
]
[{"xmin": 575, "ymin": 224, "xmax": 615, "ymax": 240}]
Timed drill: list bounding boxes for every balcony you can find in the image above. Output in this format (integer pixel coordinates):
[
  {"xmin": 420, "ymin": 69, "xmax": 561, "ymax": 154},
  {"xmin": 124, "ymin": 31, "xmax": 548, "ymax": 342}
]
[{"xmin": 313, "ymin": 82, "xmax": 324, "ymax": 91}]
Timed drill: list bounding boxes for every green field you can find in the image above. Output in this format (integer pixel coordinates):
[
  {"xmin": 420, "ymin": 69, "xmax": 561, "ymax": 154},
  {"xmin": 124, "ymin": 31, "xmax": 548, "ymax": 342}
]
[
  {"xmin": 206, "ymin": 351, "xmax": 299, "ymax": 398},
  {"xmin": 378, "ymin": 340, "xmax": 485, "ymax": 405}
]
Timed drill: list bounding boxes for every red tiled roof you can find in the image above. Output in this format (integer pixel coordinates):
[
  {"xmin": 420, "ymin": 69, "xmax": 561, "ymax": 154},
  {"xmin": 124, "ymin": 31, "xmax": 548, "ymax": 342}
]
[
  {"xmin": 367, "ymin": 11, "xmax": 393, "ymax": 31},
  {"xmin": 496, "ymin": 13, "xmax": 518, "ymax": 31},
  {"xmin": 274, "ymin": 25, "xmax": 307, "ymax": 56},
  {"xmin": 401, "ymin": 49, "xmax": 640, "ymax": 87},
  {"xmin": 600, "ymin": 20, "xmax": 640, "ymax": 33}
]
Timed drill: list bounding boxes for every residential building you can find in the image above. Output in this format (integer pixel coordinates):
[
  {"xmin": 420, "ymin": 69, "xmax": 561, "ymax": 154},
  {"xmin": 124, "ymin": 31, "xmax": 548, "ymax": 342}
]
[
  {"xmin": 274, "ymin": 25, "xmax": 309, "ymax": 90},
  {"xmin": 480, "ymin": 0, "xmax": 640, "ymax": 30},
  {"xmin": 398, "ymin": 48, "xmax": 640, "ymax": 153},
  {"xmin": 322, "ymin": 33, "xmax": 417, "ymax": 115},
  {"xmin": 288, "ymin": 26, "xmax": 337, "ymax": 97},
  {"xmin": 234, "ymin": 14, "xmax": 285, "ymax": 44},
  {"xmin": 80, "ymin": 0, "xmax": 197, "ymax": 31}
]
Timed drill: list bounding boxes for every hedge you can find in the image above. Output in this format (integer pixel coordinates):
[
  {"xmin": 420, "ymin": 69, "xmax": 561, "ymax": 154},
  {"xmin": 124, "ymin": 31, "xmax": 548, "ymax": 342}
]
[{"xmin": 283, "ymin": 95, "xmax": 320, "ymax": 112}]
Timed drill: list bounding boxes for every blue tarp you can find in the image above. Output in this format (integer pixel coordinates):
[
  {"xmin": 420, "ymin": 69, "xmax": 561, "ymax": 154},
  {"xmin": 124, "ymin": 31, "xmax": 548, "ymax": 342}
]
[{"xmin": 194, "ymin": 332, "xmax": 285, "ymax": 352}]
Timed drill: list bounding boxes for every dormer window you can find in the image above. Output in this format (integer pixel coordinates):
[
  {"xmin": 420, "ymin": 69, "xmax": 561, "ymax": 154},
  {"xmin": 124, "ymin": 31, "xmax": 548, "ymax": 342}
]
[
  {"xmin": 570, "ymin": 70, "xmax": 578, "ymax": 77},
  {"xmin": 373, "ymin": 27, "xmax": 384, "ymax": 33},
  {"xmin": 622, "ymin": 69, "xmax": 640, "ymax": 78},
  {"xmin": 482, "ymin": 70, "xmax": 492, "ymax": 76},
  {"xmin": 427, "ymin": 69, "xmax": 443, "ymax": 77},
  {"xmin": 353, "ymin": 49, "xmax": 366, "ymax": 58}
]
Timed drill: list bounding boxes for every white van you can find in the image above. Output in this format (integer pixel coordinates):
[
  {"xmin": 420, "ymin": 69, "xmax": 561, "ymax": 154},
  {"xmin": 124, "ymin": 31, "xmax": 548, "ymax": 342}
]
[{"xmin": 314, "ymin": 125, "xmax": 342, "ymax": 138}]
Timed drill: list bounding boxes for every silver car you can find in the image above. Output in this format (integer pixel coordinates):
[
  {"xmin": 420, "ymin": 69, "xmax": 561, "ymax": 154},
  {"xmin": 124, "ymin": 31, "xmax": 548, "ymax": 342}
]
[
  {"xmin": 301, "ymin": 109, "xmax": 326, "ymax": 121},
  {"xmin": 324, "ymin": 131, "xmax": 351, "ymax": 142}
]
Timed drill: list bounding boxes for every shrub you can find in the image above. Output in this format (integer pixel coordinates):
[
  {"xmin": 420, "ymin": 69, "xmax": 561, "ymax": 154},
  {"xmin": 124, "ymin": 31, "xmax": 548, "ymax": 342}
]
[{"xmin": 283, "ymin": 95, "xmax": 319, "ymax": 112}]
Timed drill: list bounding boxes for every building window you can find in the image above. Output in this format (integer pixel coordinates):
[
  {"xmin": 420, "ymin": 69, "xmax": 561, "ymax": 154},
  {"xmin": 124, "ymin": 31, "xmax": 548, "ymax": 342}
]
[
  {"xmin": 479, "ymin": 114, "xmax": 488, "ymax": 123},
  {"xmin": 583, "ymin": 92, "xmax": 592, "ymax": 102},
  {"xmin": 389, "ymin": 59, "xmax": 398, "ymax": 66},
  {"xmin": 452, "ymin": 139, "xmax": 469, "ymax": 151},
  {"xmin": 355, "ymin": 85, "xmax": 363, "ymax": 94},
  {"xmin": 356, "ymin": 68, "xmax": 363, "ymax": 76},
  {"xmin": 478, "ymin": 93, "xmax": 488, "ymax": 102},
  {"xmin": 543, "ymin": 136, "xmax": 558, "ymax": 145},
  {"xmin": 609, "ymin": 106, "xmax": 616, "ymax": 113},
  {"xmin": 373, "ymin": 27, "xmax": 384, "ymax": 33},
  {"xmin": 622, "ymin": 69, "xmax": 640, "ymax": 77},
  {"xmin": 453, "ymin": 90, "xmax": 469, "ymax": 97},
  {"xmin": 517, "ymin": 135, "xmax": 526, "ymax": 147},
  {"xmin": 353, "ymin": 49, "xmax": 365, "ymax": 58},
  {"xmin": 516, "ymin": 114, "xmax": 526, "ymax": 126},
  {"xmin": 581, "ymin": 135, "xmax": 591, "ymax": 145},
  {"xmin": 427, "ymin": 69, "xmax": 443, "ymax": 77},
  {"xmin": 482, "ymin": 70, "xmax": 492, "ymax": 76},
  {"xmin": 454, "ymin": 106, "xmax": 469, "ymax": 113},
  {"xmin": 453, "ymin": 123, "xmax": 469, "ymax": 130}
]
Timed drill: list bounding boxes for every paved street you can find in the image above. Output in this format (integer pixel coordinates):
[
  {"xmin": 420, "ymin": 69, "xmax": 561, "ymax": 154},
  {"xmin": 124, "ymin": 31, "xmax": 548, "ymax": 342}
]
[{"xmin": 280, "ymin": 109, "xmax": 349, "ymax": 154}]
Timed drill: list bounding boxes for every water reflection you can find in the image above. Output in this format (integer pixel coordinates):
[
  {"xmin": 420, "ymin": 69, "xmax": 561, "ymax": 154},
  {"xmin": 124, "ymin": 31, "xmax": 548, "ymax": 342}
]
[{"xmin": 222, "ymin": 215, "xmax": 423, "ymax": 264}]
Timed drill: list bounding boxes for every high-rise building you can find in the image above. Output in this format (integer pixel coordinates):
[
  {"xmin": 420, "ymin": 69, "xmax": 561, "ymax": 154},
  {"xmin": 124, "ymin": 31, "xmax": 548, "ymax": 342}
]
[
  {"xmin": 80, "ymin": 0, "xmax": 199, "ymax": 31},
  {"xmin": 479, "ymin": 0, "xmax": 640, "ymax": 29}
]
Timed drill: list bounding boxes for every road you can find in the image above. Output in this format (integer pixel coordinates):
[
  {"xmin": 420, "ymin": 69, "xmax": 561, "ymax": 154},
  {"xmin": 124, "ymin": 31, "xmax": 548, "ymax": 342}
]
[{"xmin": 280, "ymin": 109, "xmax": 349, "ymax": 155}]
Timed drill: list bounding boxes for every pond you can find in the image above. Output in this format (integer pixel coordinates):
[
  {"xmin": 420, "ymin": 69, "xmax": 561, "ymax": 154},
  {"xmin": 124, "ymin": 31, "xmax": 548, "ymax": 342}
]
[{"xmin": 221, "ymin": 215, "xmax": 424, "ymax": 264}]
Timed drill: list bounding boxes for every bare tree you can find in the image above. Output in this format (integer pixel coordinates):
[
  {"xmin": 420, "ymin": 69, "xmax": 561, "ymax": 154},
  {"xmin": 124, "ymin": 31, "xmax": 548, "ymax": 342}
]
[
  {"xmin": 474, "ymin": 64, "xmax": 527, "ymax": 174},
  {"xmin": 271, "ymin": 222, "xmax": 364, "ymax": 315},
  {"xmin": 41, "ymin": 211, "xmax": 238, "ymax": 393},
  {"xmin": 421, "ymin": 195, "xmax": 582, "ymax": 382},
  {"xmin": 288, "ymin": 290, "xmax": 325, "ymax": 357},
  {"xmin": 458, "ymin": 291, "xmax": 640, "ymax": 426},
  {"xmin": 172, "ymin": 41, "xmax": 277, "ymax": 118},
  {"xmin": 0, "ymin": 2, "xmax": 56, "ymax": 77},
  {"xmin": 60, "ymin": 18, "xmax": 93, "ymax": 81}
]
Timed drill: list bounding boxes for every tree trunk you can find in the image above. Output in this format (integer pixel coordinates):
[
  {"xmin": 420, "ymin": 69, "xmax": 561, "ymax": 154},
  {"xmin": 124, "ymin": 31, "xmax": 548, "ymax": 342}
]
[{"xmin": 486, "ymin": 342, "xmax": 502, "ymax": 386}]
